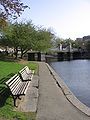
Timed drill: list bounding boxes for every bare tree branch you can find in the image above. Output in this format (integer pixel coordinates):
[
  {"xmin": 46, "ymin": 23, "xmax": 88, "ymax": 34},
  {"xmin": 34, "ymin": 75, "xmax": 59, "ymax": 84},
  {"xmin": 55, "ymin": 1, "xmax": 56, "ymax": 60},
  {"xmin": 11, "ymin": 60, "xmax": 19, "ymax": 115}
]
[{"xmin": 0, "ymin": 0, "xmax": 29, "ymax": 19}]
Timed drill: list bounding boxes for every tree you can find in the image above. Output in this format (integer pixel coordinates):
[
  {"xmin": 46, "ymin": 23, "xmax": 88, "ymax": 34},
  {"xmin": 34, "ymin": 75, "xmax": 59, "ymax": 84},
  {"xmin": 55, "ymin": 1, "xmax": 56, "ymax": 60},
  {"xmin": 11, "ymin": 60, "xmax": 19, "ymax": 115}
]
[
  {"xmin": 17, "ymin": 22, "xmax": 36, "ymax": 58},
  {"xmin": 1, "ymin": 22, "xmax": 54, "ymax": 59},
  {"xmin": 0, "ymin": 18, "xmax": 8, "ymax": 30},
  {"xmin": 32, "ymin": 27, "xmax": 53, "ymax": 52},
  {"xmin": 0, "ymin": 0, "xmax": 29, "ymax": 30},
  {"xmin": 54, "ymin": 37, "xmax": 64, "ymax": 50},
  {"xmin": 1, "ymin": 21, "xmax": 35, "ymax": 58},
  {"xmin": 0, "ymin": 0, "xmax": 28, "ymax": 19}
]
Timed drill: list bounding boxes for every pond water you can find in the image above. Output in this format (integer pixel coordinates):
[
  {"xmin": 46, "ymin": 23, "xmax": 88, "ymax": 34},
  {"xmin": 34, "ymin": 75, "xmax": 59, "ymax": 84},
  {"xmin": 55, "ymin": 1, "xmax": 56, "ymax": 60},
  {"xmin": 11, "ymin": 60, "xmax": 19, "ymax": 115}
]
[{"xmin": 49, "ymin": 60, "xmax": 90, "ymax": 107}]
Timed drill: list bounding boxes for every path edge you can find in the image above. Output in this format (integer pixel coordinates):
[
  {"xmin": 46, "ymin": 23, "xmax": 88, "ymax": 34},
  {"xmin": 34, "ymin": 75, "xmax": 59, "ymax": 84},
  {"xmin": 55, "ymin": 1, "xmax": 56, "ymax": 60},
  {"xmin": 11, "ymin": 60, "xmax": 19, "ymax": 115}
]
[{"xmin": 46, "ymin": 63, "xmax": 90, "ymax": 117}]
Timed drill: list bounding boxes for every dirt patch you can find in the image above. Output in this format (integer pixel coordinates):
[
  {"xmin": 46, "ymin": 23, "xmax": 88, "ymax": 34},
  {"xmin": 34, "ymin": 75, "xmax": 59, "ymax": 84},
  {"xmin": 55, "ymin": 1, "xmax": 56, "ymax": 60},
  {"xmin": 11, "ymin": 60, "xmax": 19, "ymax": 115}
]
[{"xmin": 17, "ymin": 59, "xmax": 29, "ymax": 64}]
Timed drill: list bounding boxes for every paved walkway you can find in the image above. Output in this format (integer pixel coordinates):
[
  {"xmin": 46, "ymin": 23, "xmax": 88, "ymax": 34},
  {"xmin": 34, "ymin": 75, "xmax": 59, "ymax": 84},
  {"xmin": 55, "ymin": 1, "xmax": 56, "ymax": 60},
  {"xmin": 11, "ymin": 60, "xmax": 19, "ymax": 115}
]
[
  {"xmin": 36, "ymin": 62, "xmax": 90, "ymax": 120},
  {"xmin": 18, "ymin": 75, "xmax": 39, "ymax": 112}
]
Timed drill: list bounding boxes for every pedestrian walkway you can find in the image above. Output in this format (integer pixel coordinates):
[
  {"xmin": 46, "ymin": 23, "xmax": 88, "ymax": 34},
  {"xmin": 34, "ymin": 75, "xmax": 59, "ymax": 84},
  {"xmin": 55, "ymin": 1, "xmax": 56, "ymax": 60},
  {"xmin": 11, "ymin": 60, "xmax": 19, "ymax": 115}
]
[
  {"xmin": 36, "ymin": 62, "xmax": 90, "ymax": 120},
  {"xmin": 18, "ymin": 75, "xmax": 39, "ymax": 112}
]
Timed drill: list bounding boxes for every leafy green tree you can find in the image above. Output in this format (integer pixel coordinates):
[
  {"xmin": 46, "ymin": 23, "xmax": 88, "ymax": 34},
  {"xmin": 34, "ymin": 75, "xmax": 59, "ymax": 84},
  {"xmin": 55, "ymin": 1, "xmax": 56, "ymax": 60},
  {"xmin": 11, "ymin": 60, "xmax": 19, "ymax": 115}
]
[
  {"xmin": 1, "ymin": 22, "xmax": 54, "ymax": 58},
  {"xmin": 1, "ymin": 21, "xmax": 35, "ymax": 58},
  {"xmin": 33, "ymin": 28, "xmax": 53, "ymax": 52},
  {"xmin": 54, "ymin": 37, "xmax": 64, "ymax": 50},
  {"xmin": 17, "ymin": 22, "xmax": 36, "ymax": 58}
]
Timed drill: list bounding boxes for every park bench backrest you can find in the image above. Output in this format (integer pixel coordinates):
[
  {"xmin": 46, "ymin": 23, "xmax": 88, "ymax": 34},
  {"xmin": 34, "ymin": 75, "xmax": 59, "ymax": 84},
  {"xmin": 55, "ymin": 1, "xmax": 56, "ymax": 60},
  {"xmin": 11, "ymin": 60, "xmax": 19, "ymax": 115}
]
[
  {"xmin": 19, "ymin": 68, "xmax": 28, "ymax": 81},
  {"xmin": 6, "ymin": 73, "xmax": 31, "ymax": 106},
  {"xmin": 6, "ymin": 74, "xmax": 21, "ymax": 94},
  {"xmin": 25, "ymin": 66, "xmax": 34, "ymax": 74},
  {"xmin": 19, "ymin": 66, "xmax": 34, "ymax": 81}
]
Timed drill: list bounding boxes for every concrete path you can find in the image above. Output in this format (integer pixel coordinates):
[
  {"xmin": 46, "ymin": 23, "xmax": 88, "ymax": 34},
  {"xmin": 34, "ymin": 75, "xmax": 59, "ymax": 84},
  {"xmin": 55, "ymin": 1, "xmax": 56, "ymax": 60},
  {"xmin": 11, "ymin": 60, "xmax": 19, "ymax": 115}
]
[
  {"xmin": 36, "ymin": 62, "xmax": 90, "ymax": 120},
  {"xmin": 18, "ymin": 75, "xmax": 39, "ymax": 112}
]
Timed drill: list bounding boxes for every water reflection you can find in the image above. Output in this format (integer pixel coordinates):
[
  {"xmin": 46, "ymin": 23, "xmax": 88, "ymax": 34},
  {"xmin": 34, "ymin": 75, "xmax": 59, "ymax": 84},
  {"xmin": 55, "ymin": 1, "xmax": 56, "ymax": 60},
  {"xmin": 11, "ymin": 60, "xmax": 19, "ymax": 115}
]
[{"xmin": 50, "ymin": 60, "xmax": 90, "ymax": 107}]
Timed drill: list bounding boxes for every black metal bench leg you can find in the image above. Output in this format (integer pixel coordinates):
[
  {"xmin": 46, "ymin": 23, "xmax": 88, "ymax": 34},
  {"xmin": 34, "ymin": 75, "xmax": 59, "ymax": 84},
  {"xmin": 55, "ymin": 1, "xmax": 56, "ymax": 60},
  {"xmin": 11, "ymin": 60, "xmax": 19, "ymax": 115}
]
[
  {"xmin": 18, "ymin": 96, "xmax": 21, "ymax": 100},
  {"xmin": 13, "ymin": 96, "xmax": 17, "ymax": 107}
]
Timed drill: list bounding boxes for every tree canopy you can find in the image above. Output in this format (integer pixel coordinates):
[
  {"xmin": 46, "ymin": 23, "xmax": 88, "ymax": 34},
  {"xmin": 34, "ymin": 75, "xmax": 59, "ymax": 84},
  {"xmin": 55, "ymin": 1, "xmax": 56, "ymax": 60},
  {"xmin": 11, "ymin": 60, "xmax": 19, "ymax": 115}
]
[
  {"xmin": 0, "ymin": 22, "xmax": 54, "ymax": 58},
  {"xmin": 32, "ymin": 28, "xmax": 53, "ymax": 52}
]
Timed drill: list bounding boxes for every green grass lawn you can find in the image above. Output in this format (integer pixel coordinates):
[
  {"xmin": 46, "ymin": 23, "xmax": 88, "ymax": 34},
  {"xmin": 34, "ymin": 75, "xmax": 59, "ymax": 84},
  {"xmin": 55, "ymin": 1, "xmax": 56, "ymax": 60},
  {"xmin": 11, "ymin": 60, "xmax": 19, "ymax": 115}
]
[{"xmin": 0, "ymin": 60, "xmax": 38, "ymax": 120}]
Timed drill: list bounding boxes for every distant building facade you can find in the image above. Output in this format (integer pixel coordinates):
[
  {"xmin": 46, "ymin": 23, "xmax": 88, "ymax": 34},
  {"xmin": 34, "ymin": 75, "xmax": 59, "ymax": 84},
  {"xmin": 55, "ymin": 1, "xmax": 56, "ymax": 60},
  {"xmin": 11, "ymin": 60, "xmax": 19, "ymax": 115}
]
[
  {"xmin": 83, "ymin": 35, "xmax": 90, "ymax": 41},
  {"xmin": 76, "ymin": 35, "xmax": 90, "ymax": 42},
  {"xmin": 75, "ymin": 35, "xmax": 90, "ymax": 51},
  {"xmin": 76, "ymin": 38, "xmax": 83, "ymax": 41}
]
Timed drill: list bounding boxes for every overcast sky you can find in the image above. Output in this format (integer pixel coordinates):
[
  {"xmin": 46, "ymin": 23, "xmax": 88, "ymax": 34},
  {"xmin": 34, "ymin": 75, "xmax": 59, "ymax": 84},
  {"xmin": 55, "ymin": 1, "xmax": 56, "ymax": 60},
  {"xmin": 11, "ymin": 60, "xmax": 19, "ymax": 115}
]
[{"xmin": 16, "ymin": 0, "xmax": 90, "ymax": 40}]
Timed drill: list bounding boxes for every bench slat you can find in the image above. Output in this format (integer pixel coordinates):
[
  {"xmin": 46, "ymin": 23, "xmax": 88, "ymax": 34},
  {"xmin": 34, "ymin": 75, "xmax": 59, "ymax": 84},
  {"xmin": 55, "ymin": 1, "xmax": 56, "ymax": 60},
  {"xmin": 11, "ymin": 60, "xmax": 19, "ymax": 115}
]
[
  {"xmin": 19, "ymin": 66, "xmax": 34, "ymax": 81},
  {"xmin": 5, "ymin": 66, "xmax": 34, "ymax": 106},
  {"xmin": 6, "ymin": 73, "xmax": 31, "ymax": 106}
]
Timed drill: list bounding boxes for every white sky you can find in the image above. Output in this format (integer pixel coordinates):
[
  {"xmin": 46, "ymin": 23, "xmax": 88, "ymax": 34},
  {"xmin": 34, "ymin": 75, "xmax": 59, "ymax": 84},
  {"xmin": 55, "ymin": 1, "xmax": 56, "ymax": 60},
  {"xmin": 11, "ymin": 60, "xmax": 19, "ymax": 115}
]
[{"xmin": 16, "ymin": 0, "xmax": 90, "ymax": 40}]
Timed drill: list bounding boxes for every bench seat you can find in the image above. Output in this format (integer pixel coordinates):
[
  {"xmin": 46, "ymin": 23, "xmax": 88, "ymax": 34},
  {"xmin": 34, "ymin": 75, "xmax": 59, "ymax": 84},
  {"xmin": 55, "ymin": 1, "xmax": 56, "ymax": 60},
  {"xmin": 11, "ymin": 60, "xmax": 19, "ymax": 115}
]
[{"xmin": 6, "ymin": 74, "xmax": 30, "ymax": 106}]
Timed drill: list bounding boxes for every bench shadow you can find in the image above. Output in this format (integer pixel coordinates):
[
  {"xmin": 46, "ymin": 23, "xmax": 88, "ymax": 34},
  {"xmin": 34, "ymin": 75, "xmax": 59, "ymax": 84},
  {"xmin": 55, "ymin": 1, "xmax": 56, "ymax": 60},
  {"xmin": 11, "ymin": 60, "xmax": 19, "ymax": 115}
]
[
  {"xmin": 0, "ymin": 73, "xmax": 15, "ymax": 84},
  {"xmin": 0, "ymin": 73, "xmax": 15, "ymax": 107},
  {"xmin": 0, "ymin": 89, "xmax": 10, "ymax": 107}
]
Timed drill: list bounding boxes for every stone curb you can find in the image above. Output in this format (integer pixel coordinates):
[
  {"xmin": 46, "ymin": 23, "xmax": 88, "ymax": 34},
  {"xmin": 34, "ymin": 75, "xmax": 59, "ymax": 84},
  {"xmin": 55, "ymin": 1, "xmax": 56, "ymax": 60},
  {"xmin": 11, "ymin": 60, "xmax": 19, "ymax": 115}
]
[
  {"xmin": 31, "ymin": 75, "xmax": 39, "ymax": 88},
  {"xmin": 46, "ymin": 63, "xmax": 90, "ymax": 116},
  {"xmin": 18, "ymin": 75, "xmax": 39, "ymax": 112}
]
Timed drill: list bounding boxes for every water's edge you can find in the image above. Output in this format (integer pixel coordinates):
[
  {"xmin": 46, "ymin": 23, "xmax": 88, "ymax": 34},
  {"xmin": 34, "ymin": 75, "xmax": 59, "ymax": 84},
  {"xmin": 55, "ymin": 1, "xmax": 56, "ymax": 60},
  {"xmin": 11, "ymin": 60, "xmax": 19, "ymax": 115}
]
[{"xmin": 46, "ymin": 63, "xmax": 90, "ymax": 116}]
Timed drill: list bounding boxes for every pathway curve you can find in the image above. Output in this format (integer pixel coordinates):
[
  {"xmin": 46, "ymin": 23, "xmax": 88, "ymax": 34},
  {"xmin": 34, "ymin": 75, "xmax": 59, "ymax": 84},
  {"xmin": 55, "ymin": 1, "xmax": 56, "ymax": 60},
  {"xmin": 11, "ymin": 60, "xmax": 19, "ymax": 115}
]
[{"xmin": 36, "ymin": 62, "xmax": 90, "ymax": 120}]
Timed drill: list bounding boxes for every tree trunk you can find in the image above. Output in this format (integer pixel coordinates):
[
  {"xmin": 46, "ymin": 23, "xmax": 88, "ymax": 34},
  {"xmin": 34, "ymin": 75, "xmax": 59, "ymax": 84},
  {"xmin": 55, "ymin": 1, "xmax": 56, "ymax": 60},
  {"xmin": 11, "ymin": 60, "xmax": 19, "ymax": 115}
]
[
  {"xmin": 14, "ymin": 47, "xmax": 18, "ymax": 59},
  {"xmin": 20, "ymin": 48, "xmax": 23, "ymax": 59}
]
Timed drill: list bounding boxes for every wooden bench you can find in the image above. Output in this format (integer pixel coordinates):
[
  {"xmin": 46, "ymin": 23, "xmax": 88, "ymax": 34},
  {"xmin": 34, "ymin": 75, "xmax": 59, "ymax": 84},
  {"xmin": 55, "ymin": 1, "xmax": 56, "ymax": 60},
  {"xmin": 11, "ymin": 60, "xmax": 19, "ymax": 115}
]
[
  {"xmin": 6, "ymin": 74, "xmax": 30, "ymax": 107},
  {"xmin": 19, "ymin": 66, "xmax": 34, "ymax": 81}
]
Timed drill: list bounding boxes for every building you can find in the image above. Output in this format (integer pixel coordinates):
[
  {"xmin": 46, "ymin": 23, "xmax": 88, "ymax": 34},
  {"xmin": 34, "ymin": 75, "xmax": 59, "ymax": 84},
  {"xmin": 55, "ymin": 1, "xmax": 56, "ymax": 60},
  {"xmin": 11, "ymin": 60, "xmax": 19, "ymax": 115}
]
[{"xmin": 83, "ymin": 35, "xmax": 90, "ymax": 41}]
